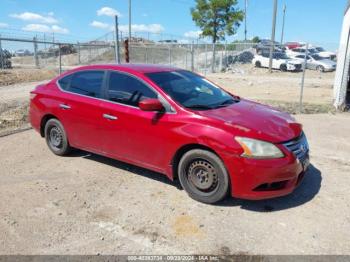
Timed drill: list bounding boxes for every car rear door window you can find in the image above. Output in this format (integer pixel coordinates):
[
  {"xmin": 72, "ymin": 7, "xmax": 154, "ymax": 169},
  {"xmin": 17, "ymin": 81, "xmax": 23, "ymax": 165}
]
[
  {"xmin": 68, "ymin": 71, "xmax": 104, "ymax": 98},
  {"xmin": 107, "ymin": 72, "xmax": 157, "ymax": 107}
]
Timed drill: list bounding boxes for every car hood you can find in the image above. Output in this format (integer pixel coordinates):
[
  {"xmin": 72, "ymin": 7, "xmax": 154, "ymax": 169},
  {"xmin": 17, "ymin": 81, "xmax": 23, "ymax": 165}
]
[
  {"xmin": 319, "ymin": 59, "xmax": 336, "ymax": 67},
  {"xmin": 196, "ymin": 99, "xmax": 302, "ymax": 143},
  {"xmin": 319, "ymin": 51, "xmax": 336, "ymax": 56}
]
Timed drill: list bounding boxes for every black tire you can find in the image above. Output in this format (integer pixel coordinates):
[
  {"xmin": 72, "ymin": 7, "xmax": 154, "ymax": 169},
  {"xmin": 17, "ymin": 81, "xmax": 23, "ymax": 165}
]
[
  {"xmin": 317, "ymin": 65, "xmax": 325, "ymax": 73},
  {"xmin": 255, "ymin": 61, "xmax": 261, "ymax": 68},
  {"xmin": 280, "ymin": 64, "xmax": 287, "ymax": 72},
  {"xmin": 178, "ymin": 149, "xmax": 229, "ymax": 204},
  {"xmin": 44, "ymin": 118, "xmax": 71, "ymax": 156}
]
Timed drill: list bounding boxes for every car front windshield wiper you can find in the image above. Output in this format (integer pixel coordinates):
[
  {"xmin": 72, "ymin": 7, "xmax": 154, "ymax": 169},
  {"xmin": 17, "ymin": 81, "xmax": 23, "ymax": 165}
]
[
  {"xmin": 185, "ymin": 104, "xmax": 214, "ymax": 110},
  {"xmin": 213, "ymin": 98, "xmax": 236, "ymax": 108}
]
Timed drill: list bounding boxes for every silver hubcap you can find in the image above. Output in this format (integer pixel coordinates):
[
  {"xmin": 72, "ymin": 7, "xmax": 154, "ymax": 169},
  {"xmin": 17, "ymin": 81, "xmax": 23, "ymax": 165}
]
[
  {"xmin": 49, "ymin": 126, "xmax": 62, "ymax": 148},
  {"xmin": 188, "ymin": 160, "xmax": 218, "ymax": 191}
]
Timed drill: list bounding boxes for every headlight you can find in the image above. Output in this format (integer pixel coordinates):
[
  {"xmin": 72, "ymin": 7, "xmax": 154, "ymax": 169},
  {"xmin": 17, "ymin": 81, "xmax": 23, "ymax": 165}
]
[{"xmin": 235, "ymin": 137, "xmax": 284, "ymax": 159}]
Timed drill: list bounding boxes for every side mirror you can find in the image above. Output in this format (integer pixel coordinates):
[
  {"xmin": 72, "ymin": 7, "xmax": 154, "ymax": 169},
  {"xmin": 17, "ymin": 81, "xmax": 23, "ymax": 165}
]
[{"xmin": 139, "ymin": 98, "xmax": 164, "ymax": 112}]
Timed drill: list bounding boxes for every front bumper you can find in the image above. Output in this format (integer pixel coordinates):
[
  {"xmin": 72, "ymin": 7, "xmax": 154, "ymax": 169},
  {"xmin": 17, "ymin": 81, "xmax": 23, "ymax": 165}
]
[
  {"xmin": 221, "ymin": 143, "xmax": 309, "ymax": 200},
  {"xmin": 324, "ymin": 67, "xmax": 336, "ymax": 72},
  {"xmin": 287, "ymin": 63, "xmax": 302, "ymax": 71}
]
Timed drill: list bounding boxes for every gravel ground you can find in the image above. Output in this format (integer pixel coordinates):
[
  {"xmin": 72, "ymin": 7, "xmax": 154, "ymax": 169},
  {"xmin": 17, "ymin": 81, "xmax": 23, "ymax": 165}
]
[
  {"xmin": 0, "ymin": 113, "xmax": 349, "ymax": 255},
  {"xmin": 208, "ymin": 64, "xmax": 335, "ymax": 106}
]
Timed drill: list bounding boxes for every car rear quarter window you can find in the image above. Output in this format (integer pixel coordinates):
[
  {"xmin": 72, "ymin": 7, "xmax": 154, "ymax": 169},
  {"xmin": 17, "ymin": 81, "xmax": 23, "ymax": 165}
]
[
  {"xmin": 68, "ymin": 71, "xmax": 104, "ymax": 98},
  {"xmin": 107, "ymin": 72, "xmax": 157, "ymax": 107},
  {"xmin": 58, "ymin": 74, "xmax": 72, "ymax": 90}
]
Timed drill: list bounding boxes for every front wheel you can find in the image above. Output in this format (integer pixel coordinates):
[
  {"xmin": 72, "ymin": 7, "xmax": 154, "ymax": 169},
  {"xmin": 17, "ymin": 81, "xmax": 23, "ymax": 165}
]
[
  {"xmin": 44, "ymin": 118, "xmax": 71, "ymax": 156},
  {"xmin": 280, "ymin": 64, "xmax": 287, "ymax": 72},
  {"xmin": 317, "ymin": 65, "xmax": 325, "ymax": 73},
  {"xmin": 178, "ymin": 149, "xmax": 229, "ymax": 204}
]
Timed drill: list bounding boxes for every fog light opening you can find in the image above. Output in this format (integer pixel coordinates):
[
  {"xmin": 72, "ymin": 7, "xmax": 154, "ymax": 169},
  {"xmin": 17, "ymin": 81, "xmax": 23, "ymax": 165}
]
[{"xmin": 253, "ymin": 181, "xmax": 288, "ymax": 191}]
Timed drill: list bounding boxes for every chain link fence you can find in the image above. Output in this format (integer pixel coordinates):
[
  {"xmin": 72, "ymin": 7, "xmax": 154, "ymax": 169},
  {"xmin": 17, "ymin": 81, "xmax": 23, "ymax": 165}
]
[{"xmin": 0, "ymin": 32, "xmax": 255, "ymax": 136}]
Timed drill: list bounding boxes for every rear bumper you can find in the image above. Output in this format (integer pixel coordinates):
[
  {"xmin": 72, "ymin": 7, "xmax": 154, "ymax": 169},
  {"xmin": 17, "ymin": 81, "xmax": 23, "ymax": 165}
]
[
  {"xmin": 29, "ymin": 101, "xmax": 41, "ymax": 134},
  {"xmin": 222, "ymin": 151, "xmax": 307, "ymax": 200}
]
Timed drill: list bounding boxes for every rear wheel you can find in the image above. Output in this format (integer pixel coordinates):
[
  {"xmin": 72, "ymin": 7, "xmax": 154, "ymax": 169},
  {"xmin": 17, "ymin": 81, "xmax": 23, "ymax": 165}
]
[
  {"xmin": 44, "ymin": 118, "xmax": 71, "ymax": 156},
  {"xmin": 255, "ymin": 61, "xmax": 261, "ymax": 68},
  {"xmin": 178, "ymin": 149, "xmax": 229, "ymax": 204}
]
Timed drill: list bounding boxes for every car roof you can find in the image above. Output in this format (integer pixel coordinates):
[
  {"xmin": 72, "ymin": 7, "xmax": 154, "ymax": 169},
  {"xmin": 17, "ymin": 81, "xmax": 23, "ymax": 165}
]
[{"xmin": 70, "ymin": 63, "xmax": 179, "ymax": 74}]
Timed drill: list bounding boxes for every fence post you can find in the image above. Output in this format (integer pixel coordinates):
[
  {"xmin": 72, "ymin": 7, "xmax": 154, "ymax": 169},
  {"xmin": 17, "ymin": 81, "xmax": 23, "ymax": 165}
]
[
  {"xmin": 58, "ymin": 44, "xmax": 62, "ymax": 74},
  {"xmin": 115, "ymin": 15, "xmax": 121, "ymax": 64},
  {"xmin": 168, "ymin": 45, "xmax": 172, "ymax": 65},
  {"xmin": 77, "ymin": 42, "xmax": 81, "ymax": 65},
  {"xmin": 224, "ymin": 42, "xmax": 227, "ymax": 68},
  {"xmin": 43, "ymin": 34, "xmax": 47, "ymax": 66},
  {"xmin": 190, "ymin": 41, "xmax": 194, "ymax": 72},
  {"xmin": 299, "ymin": 43, "xmax": 309, "ymax": 113},
  {"xmin": 33, "ymin": 36, "xmax": 39, "ymax": 68},
  {"xmin": 88, "ymin": 45, "xmax": 91, "ymax": 62},
  {"xmin": 204, "ymin": 43, "xmax": 208, "ymax": 76},
  {"xmin": 145, "ymin": 47, "xmax": 148, "ymax": 63},
  {"xmin": 211, "ymin": 43, "xmax": 216, "ymax": 73},
  {"xmin": 220, "ymin": 46, "xmax": 223, "ymax": 72},
  {"xmin": 0, "ymin": 35, "xmax": 3, "ymax": 70}
]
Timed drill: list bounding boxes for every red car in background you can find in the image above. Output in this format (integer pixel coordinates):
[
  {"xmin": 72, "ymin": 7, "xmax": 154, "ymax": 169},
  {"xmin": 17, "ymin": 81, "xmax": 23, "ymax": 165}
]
[
  {"xmin": 29, "ymin": 64, "xmax": 310, "ymax": 204},
  {"xmin": 284, "ymin": 42, "xmax": 303, "ymax": 50}
]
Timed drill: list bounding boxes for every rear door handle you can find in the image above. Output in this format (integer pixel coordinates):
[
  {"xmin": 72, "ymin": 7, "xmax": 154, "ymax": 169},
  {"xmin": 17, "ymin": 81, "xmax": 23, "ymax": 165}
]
[
  {"xmin": 59, "ymin": 104, "xmax": 71, "ymax": 110},
  {"xmin": 103, "ymin": 114, "xmax": 118, "ymax": 120}
]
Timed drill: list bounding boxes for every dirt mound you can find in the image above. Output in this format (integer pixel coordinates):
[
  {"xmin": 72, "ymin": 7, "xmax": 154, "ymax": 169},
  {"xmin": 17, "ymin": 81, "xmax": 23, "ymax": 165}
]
[
  {"xmin": 0, "ymin": 101, "xmax": 29, "ymax": 134},
  {"xmin": 0, "ymin": 69, "xmax": 56, "ymax": 86}
]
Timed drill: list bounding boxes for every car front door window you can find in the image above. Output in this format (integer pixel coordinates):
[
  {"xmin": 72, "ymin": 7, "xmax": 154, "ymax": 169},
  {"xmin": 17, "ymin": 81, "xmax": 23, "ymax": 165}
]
[{"xmin": 107, "ymin": 72, "xmax": 158, "ymax": 107}]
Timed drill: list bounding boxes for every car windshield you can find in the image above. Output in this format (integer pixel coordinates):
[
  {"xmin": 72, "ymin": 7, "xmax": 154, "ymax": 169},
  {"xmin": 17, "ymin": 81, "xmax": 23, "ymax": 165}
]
[
  {"xmin": 146, "ymin": 70, "xmax": 238, "ymax": 110},
  {"xmin": 308, "ymin": 48, "xmax": 317, "ymax": 54},
  {"xmin": 311, "ymin": 54, "xmax": 323, "ymax": 60},
  {"xmin": 273, "ymin": 53, "xmax": 289, "ymax": 59},
  {"xmin": 316, "ymin": 47, "xmax": 325, "ymax": 52}
]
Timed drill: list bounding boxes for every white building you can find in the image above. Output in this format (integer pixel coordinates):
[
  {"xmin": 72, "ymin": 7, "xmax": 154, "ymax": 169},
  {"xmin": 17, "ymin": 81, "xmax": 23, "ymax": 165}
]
[{"xmin": 334, "ymin": 1, "xmax": 350, "ymax": 110}]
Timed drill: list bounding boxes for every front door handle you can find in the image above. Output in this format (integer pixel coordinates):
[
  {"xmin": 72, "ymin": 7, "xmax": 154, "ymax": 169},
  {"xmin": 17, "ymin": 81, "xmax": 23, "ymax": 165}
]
[
  {"xmin": 103, "ymin": 114, "xmax": 118, "ymax": 120},
  {"xmin": 59, "ymin": 104, "xmax": 71, "ymax": 110}
]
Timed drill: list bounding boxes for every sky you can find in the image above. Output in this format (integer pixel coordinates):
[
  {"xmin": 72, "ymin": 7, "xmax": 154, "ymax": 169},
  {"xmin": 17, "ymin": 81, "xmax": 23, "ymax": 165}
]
[{"xmin": 0, "ymin": 0, "xmax": 348, "ymax": 51}]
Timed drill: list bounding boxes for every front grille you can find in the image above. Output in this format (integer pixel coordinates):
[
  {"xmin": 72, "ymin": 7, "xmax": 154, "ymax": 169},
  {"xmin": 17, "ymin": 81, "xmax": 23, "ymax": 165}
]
[{"xmin": 283, "ymin": 133, "xmax": 309, "ymax": 161}]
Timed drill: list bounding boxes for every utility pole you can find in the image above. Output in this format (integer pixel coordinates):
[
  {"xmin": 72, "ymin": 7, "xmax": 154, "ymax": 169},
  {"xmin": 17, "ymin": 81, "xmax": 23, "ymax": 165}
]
[
  {"xmin": 0, "ymin": 34, "xmax": 4, "ymax": 70},
  {"xmin": 244, "ymin": 0, "xmax": 248, "ymax": 41},
  {"xmin": 280, "ymin": 4, "xmax": 286, "ymax": 44},
  {"xmin": 268, "ymin": 0, "xmax": 278, "ymax": 73},
  {"xmin": 115, "ymin": 15, "xmax": 121, "ymax": 64},
  {"xmin": 129, "ymin": 0, "xmax": 132, "ymax": 41},
  {"xmin": 299, "ymin": 43, "xmax": 309, "ymax": 113}
]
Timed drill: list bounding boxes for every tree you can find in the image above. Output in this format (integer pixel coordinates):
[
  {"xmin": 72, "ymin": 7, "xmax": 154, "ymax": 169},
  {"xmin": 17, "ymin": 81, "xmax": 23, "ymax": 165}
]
[
  {"xmin": 252, "ymin": 36, "xmax": 260, "ymax": 43},
  {"xmin": 191, "ymin": 0, "xmax": 244, "ymax": 43}
]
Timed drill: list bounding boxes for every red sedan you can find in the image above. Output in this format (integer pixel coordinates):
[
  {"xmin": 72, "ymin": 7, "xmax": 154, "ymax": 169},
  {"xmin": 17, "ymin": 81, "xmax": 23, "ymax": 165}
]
[{"xmin": 29, "ymin": 64, "xmax": 310, "ymax": 204}]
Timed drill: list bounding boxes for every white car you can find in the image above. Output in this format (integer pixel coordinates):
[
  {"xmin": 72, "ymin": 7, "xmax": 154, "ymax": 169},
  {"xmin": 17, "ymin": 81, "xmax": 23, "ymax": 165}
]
[
  {"xmin": 291, "ymin": 54, "xmax": 337, "ymax": 72},
  {"xmin": 286, "ymin": 47, "xmax": 318, "ymax": 58},
  {"xmin": 287, "ymin": 46, "xmax": 336, "ymax": 61},
  {"xmin": 252, "ymin": 52, "xmax": 302, "ymax": 71},
  {"xmin": 314, "ymin": 47, "xmax": 336, "ymax": 60}
]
